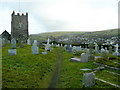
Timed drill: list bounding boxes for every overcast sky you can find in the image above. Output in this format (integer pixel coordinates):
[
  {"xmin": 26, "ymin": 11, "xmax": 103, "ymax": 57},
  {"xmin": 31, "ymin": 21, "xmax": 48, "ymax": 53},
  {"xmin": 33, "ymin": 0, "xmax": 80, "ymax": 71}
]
[{"xmin": 0, "ymin": 0, "xmax": 119, "ymax": 34}]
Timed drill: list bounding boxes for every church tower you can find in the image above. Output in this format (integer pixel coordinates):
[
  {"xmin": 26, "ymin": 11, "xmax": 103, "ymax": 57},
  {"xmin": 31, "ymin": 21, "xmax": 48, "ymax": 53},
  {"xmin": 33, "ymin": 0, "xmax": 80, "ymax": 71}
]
[{"xmin": 11, "ymin": 11, "xmax": 29, "ymax": 43}]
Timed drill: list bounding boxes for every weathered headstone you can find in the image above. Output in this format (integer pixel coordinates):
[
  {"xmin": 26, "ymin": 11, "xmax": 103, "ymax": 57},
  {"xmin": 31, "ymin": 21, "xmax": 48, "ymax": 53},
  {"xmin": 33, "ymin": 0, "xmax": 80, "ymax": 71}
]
[
  {"xmin": 8, "ymin": 49, "xmax": 17, "ymax": 55},
  {"xmin": 80, "ymin": 53, "xmax": 88, "ymax": 62},
  {"xmin": 82, "ymin": 72, "xmax": 95, "ymax": 87},
  {"xmin": 11, "ymin": 38, "xmax": 16, "ymax": 48},
  {"xmin": 27, "ymin": 38, "xmax": 31, "ymax": 45},
  {"xmin": 32, "ymin": 45, "xmax": 39, "ymax": 54}
]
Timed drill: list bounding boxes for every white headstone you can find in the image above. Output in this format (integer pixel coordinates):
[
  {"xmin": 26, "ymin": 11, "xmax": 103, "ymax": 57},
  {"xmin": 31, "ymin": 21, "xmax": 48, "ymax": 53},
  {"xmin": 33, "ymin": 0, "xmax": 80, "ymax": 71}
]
[
  {"xmin": 8, "ymin": 49, "xmax": 17, "ymax": 55},
  {"xmin": 80, "ymin": 53, "xmax": 88, "ymax": 62},
  {"xmin": 82, "ymin": 72, "xmax": 95, "ymax": 87},
  {"xmin": 52, "ymin": 43, "xmax": 54, "ymax": 46}
]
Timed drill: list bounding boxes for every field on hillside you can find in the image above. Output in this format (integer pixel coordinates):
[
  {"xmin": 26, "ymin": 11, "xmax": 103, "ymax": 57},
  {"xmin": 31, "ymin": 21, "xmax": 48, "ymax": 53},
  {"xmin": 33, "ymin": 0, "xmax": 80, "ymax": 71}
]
[
  {"xmin": 2, "ymin": 44, "xmax": 120, "ymax": 88},
  {"xmin": 29, "ymin": 29, "xmax": 118, "ymax": 41}
]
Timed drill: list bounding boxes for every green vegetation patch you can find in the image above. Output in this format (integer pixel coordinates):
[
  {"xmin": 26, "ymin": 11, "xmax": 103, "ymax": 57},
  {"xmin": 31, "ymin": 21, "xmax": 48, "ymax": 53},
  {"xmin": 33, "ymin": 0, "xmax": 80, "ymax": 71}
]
[{"xmin": 2, "ymin": 44, "xmax": 58, "ymax": 88}]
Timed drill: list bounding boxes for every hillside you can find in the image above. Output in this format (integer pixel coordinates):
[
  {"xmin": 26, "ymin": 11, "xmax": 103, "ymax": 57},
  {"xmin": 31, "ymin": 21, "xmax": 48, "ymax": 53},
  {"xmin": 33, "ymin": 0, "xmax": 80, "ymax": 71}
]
[{"xmin": 29, "ymin": 29, "xmax": 118, "ymax": 43}]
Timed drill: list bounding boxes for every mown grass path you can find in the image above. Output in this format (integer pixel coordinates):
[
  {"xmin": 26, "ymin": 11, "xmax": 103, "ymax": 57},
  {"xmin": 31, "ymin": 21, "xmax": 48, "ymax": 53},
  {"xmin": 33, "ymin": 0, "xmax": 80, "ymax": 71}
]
[{"xmin": 48, "ymin": 48, "xmax": 62, "ymax": 88}]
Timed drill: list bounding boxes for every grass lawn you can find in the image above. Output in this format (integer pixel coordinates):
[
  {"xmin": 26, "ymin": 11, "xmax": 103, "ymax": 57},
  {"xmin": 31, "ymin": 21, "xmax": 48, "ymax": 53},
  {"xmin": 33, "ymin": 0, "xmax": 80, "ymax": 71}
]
[
  {"xmin": 2, "ymin": 44, "xmax": 58, "ymax": 88},
  {"xmin": 2, "ymin": 44, "xmax": 120, "ymax": 88}
]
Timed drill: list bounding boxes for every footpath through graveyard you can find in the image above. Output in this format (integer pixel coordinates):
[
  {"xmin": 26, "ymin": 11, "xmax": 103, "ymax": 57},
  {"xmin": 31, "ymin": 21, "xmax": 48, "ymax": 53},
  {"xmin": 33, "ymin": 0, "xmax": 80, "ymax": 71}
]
[{"xmin": 48, "ymin": 48, "xmax": 62, "ymax": 88}]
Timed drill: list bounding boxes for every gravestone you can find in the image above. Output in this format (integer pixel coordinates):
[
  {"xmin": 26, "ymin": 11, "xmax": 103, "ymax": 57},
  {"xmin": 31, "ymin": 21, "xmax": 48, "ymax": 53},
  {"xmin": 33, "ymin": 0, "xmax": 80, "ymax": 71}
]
[
  {"xmin": 33, "ymin": 40, "xmax": 38, "ymax": 46},
  {"xmin": 27, "ymin": 38, "xmax": 31, "ymax": 45},
  {"xmin": 95, "ymin": 43, "xmax": 98, "ymax": 54},
  {"xmin": 42, "ymin": 52, "xmax": 47, "ymax": 54},
  {"xmin": 101, "ymin": 46, "xmax": 105, "ymax": 53},
  {"xmin": 32, "ymin": 45, "xmax": 39, "ymax": 54},
  {"xmin": 80, "ymin": 53, "xmax": 88, "ymax": 62},
  {"xmin": 45, "ymin": 44, "xmax": 51, "ymax": 51},
  {"xmin": 66, "ymin": 45, "xmax": 72, "ymax": 52},
  {"xmin": 8, "ymin": 49, "xmax": 17, "ymax": 55},
  {"xmin": 45, "ymin": 38, "xmax": 51, "ymax": 51},
  {"xmin": 105, "ymin": 47, "xmax": 109, "ymax": 54},
  {"xmin": 52, "ymin": 43, "xmax": 54, "ymax": 46},
  {"xmin": 11, "ymin": 38, "xmax": 16, "ymax": 48},
  {"xmin": 113, "ymin": 44, "xmax": 119, "ymax": 56},
  {"xmin": 82, "ymin": 72, "xmax": 95, "ymax": 87},
  {"xmin": 76, "ymin": 46, "xmax": 82, "ymax": 52}
]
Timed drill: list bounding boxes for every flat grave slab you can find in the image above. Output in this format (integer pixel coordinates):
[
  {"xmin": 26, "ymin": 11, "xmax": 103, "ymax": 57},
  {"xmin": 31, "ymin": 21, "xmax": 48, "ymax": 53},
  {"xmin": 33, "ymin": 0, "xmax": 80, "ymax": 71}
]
[{"xmin": 70, "ymin": 57, "xmax": 81, "ymax": 62}]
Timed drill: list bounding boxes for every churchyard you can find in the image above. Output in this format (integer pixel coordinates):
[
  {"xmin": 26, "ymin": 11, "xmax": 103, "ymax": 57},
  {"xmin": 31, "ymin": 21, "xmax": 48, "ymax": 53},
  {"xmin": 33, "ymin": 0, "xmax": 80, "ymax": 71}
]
[{"xmin": 1, "ymin": 38, "xmax": 120, "ymax": 88}]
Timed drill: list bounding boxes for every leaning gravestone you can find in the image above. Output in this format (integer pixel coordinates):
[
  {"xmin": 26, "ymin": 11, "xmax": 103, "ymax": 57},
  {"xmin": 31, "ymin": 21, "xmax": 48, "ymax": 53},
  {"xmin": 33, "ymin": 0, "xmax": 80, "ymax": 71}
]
[
  {"xmin": 80, "ymin": 53, "xmax": 88, "ymax": 62},
  {"xmin": 8, "ymin": 49, "xmax": 17, "ymax": 55},
  {"xmin": 11, "ymin": 38, "xmax": 16, "ymax": 48},
  {"xmin": 82, "ymin": 72, "xmax": 95, "ymax": 87}
]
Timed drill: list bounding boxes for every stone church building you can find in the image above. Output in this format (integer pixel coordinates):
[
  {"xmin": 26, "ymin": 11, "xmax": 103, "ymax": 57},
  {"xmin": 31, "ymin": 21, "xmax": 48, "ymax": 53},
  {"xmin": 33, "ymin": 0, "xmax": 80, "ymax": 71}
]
[{"xmin": 11, "ymin": 11, "xmax": 29, "ymax": 43}]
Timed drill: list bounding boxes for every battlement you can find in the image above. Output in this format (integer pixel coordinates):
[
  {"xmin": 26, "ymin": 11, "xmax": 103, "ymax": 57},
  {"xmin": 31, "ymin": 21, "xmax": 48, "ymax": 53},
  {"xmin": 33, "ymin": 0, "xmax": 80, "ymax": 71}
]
[{"xmin": 12, "ymin": 11, "xmax": 28, "ymax": 16}]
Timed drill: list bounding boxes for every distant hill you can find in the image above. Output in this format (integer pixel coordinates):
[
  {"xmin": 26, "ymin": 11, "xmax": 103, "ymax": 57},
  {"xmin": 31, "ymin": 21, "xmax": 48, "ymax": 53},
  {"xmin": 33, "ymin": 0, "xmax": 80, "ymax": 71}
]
[{"xmin": 29, "ymin": 29, "xmax": 118, "ymax": 42}]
